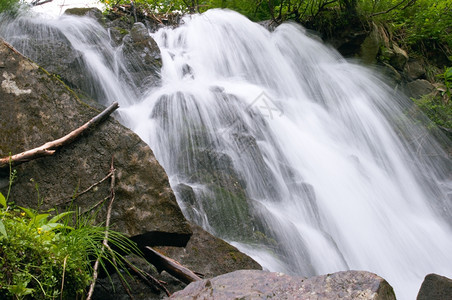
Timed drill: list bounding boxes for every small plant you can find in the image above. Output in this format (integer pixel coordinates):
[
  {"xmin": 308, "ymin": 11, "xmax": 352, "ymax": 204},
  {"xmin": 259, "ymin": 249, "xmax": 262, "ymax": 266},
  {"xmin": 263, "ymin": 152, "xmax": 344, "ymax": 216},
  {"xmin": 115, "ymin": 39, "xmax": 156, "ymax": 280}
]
[{"xmin": 437, "ymin": 66, "xmax": 452, "ymax": 98}]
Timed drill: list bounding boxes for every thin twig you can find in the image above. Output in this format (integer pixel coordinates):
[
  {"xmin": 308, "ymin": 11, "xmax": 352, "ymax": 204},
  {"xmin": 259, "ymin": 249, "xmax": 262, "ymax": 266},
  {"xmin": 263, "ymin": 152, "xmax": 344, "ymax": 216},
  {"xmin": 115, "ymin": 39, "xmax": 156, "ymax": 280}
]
[
  {"xmin": 86, "ymin": 158, "xmax": 116, "ymax": 300},
  {"xmin": 56, "ymin": 171, "xmax": 114, "ymax": 206},
  {"xmin": 81, "ymin": 196, "xmax": 109, "ymax": 215},
  {"xmin": 370, "ymin": 0, "xmax": 416, "ymax": 17}
]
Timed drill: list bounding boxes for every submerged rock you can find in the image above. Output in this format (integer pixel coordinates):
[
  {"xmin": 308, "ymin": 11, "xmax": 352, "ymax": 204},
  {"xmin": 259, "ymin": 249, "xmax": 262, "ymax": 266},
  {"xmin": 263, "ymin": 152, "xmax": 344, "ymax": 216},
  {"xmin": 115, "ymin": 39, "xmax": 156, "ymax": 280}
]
[
  {"xmin": 170, "ymin": 269, "xmax": 396, "ymax": 299},
  {"xmin": 121, "ymin": 22, "xmax": 162, "ymax": 90}
]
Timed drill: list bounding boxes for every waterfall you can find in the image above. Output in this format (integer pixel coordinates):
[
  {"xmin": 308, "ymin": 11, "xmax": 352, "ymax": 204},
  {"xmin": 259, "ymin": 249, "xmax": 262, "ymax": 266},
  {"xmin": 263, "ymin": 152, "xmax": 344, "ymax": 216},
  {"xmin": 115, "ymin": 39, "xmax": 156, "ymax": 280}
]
[{"xmin": 2, "ymin": 8, "xmax": 452, "ymax": 299}]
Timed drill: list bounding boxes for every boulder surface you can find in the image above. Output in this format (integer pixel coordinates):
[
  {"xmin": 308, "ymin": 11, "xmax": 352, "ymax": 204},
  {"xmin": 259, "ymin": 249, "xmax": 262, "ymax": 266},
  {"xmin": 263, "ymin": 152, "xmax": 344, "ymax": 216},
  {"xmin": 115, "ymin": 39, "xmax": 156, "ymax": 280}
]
[
  {"xmin": 170, "ymin": 269, "xmax": 396, "ymax": 300},
  {"xmin": 0, "ymin": 39, "xmax": 191, "ymax": 245},
  {"xmin": 417, "ymin": 273, "xmax": 452, "ymax": 300}
]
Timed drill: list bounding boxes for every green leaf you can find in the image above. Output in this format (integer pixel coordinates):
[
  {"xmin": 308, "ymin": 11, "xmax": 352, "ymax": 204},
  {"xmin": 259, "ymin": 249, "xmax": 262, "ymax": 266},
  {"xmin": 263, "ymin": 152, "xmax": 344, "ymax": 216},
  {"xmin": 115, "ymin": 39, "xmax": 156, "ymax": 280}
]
[
  {"xmin": 8, "ymin": 284, "xmax": 34, "ymax": 297},
  {"xmin": 0, "ymin": 192, "xmax": 6, "ymax": 209},
  {"xmin": 19, "ymin": 206, "xmax": 36, "ymax": 218},
  {"xmin": 444, "ymin": 67, "xmax": 452, "ymax": 80},
  {"xmin": 40, "ymin": 223, "xmax": 70, "ymax": 232},
  {"xmin": 32, "ymin": 213, "xmax": 50, "ymax": 227},
  {"xmin": 0, "ymin": 219, "xmax": 7, "ymax": 238},
  {"xmin": 48, "ymin": 211, "xmax": 74, "ymax": 224}
]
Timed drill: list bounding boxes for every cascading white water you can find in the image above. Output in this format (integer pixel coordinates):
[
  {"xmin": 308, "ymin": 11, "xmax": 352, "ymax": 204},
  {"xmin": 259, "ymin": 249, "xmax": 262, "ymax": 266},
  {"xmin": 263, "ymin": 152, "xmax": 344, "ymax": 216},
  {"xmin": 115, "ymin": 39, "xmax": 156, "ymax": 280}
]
[{"xmin": 2, "ymin": 8, "xmax": 452, "ymax": 299}]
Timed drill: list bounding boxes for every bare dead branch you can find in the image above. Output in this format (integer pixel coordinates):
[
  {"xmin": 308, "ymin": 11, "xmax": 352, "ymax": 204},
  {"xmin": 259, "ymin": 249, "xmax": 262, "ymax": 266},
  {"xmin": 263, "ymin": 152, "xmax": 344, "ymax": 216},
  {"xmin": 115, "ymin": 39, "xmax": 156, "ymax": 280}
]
[
  {"xmin": 144, "ymin": 247, "xmax": 201, "ymax": 284},
  {"xmin": 56, "ymin": 171, "xmax": 114, "ymax": 206},
  {"xmin": 87, "ymin": 158, "xmax": 117, "ymax": 300},
  {"xmin": 3, "ymin": 40, "xmax": 22, "ymax": 55},
  {"xmin": 0, "ymin": 102, "xmax": 119, "ymax": 170},
  {"xmin": 370, "ymin": 0, "xmax": 416, "ymax": 17},
  {"xmin": 31, "ymin": 0, "xmax": 54, "ymax": 6}
]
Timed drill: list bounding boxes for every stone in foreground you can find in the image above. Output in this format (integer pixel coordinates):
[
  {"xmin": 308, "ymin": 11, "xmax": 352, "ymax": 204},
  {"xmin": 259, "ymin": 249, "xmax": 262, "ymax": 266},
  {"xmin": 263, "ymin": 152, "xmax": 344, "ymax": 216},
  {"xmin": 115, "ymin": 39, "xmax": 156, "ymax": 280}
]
[
  {"xmin": 417, "ymin": 273, "xmax": 452, "ymax": 300},
  {"xmin": 170, "ymin": 269, "xmax": 396, "ymax": 300}
]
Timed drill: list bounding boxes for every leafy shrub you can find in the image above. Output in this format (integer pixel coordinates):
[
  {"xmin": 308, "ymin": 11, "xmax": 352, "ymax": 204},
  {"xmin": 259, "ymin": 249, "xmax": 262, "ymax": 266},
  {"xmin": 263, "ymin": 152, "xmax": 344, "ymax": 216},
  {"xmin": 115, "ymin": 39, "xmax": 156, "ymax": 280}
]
[
  {"xmin": 0, "ymin": 0, "xmax": 21, "ymax": 13},
  {"xmin": 0, "ymin": 191, "xmax": 137, "ymax": 299},
  {"xmin": 412, "ymin": 93, "xmax": 452, "ymax": 130}
]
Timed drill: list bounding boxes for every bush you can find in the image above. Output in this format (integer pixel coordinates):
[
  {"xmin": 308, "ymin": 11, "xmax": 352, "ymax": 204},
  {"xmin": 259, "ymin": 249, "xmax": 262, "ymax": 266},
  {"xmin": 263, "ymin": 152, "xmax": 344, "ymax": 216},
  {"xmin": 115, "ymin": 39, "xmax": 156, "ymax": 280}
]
[
  {"xmin": 0, "ymin": 191, "xmax": 137, "ymax": 299},
  {"xmin": 0, "ymin": 0, "xmax": 20, "ymax": 13}
]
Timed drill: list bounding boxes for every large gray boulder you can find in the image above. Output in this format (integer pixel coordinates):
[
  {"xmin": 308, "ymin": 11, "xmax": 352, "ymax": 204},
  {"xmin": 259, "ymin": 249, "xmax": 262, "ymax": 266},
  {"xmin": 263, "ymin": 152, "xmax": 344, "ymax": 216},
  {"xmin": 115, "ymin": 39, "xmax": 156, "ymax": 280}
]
[
  {"xmin": 0, "ymin": 39, "xmax": 191, "ymax": 246},
  {"xmin": 170, "ymin": 269, "xmax": 396, "ymax": 299},
  {"xmin": 417, "ymin": 273, "xmax": 452, "ymax": 300}
]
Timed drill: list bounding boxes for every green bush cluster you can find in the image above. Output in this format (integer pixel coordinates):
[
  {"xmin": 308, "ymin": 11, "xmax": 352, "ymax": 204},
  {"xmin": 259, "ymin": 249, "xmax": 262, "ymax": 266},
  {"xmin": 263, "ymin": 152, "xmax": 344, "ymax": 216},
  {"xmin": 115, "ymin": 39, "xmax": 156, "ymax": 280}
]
[
  {"xmin": 0, "ymin": 0, "xmax": 21, "ymax": 13},
  {"xmin": 0, "ymin": 189, "xmax": 137, "ymax": 299}
]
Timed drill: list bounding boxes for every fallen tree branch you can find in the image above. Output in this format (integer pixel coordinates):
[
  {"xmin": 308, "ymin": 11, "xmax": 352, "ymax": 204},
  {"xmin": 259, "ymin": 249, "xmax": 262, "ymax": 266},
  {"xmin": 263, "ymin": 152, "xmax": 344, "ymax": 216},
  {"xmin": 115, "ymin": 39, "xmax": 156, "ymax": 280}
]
[
  {"xmin": 3, "ymin": 40, "xmax": 22, "ymax": 56},
  {"xmin": 0, "ymin": 102, "xmax": 119, "ymax": 170},
  {"xmin": 31, "ymin": 0, "xmax": 53, "ymax": 6},
  {"xmin": 144, "ymin": 246, "xmax": 201, "ymax": 284}
]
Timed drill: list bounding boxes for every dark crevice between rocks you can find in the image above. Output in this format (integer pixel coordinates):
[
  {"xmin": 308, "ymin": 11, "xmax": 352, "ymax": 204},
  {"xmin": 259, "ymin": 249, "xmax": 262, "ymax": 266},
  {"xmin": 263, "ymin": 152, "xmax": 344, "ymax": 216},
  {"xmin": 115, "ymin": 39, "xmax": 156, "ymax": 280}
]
[{"xmin": 130, "ymin": 231, "xmax": 192, "ymax": 248}]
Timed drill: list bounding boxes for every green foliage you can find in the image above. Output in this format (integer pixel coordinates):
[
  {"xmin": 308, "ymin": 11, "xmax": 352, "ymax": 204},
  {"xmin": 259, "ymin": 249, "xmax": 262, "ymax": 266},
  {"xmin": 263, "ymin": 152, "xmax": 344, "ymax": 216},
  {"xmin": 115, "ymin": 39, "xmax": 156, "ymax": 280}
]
[
  {"xmin": 412, "ymin": 93, "xmax": 452, "ymax": 130},
  {"xmin": 0, "ymin": 0, "xmax": 23, "ymax": 14},
  {"xmin": 401, "ymin": 0, "xmax": 451, "ymax": 52},
  {"xmin": 357, "ymin": 0, "xmax": 452, "ymax": 59},
  {"xmin": 438, "ymin": 67, "xmax": 452, "ymax": 96},
  {"xmin": 0, "ymin": 190, "xmax": 139, "ymax": 299}
]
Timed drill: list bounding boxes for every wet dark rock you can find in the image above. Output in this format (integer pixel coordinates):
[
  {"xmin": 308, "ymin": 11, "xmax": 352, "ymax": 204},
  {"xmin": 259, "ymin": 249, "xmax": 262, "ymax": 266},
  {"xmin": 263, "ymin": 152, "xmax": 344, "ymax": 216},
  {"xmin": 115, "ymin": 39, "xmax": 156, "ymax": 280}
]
[
  {"xmin": 417, "ymin": 273, "xmax": 452, "ymax": 300},
  {"xmin": 382, "ymin": 62, "xmax": 403, "ymax": 84},
  {"xmin": 404, "ymin": 79, "xmax": 436, "ymax": 99},
  {"xmin": 389, "ymin": 44, "xmax": 409, "ymax": 71},
  {"xmin": 120, "ymin": 22, "xmax": 162, "ymax": 90},
  {"xmin": 64, "ymin": 7, "xmax": 104, "ymax": 22},
  {"xmin": 359, "ymin": 25, "xmax": 382, "ymax": 65},
  {"xmin": 170, "ymin": 270, "xmax": 396, "ymax": 299},
  {"xmin": 404, "ymin": 59, "xmax": 426, "ymax": 81},
  {"xmin": 0, "ymin": 39, "xmax": 191, "ymax": 245}
]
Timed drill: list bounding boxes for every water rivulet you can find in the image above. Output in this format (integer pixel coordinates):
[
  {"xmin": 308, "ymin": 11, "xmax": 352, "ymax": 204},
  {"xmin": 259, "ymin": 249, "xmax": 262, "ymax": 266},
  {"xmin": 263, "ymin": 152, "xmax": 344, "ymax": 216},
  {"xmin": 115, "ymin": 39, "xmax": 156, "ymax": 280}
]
[{"xmin": 1, "ymin": 9, "xmax": 452, "ymax": 299}]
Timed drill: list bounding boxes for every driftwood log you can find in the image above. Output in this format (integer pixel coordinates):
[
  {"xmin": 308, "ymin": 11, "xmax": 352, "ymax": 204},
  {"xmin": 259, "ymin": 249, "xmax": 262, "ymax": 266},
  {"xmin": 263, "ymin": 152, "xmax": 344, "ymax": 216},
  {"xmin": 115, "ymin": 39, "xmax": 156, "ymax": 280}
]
[
  {"xmin": 144, "ymin": 246, "xmax": 202, "ymax": 284},
  {"xmin": 0, "ymin": 102, "xmax": 119, "ymax": 170}
]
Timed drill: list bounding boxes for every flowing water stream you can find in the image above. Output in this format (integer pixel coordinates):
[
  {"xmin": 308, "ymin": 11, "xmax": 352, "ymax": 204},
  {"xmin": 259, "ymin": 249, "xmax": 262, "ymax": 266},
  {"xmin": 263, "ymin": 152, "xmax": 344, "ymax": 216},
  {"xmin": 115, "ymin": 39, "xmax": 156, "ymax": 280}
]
[{"xmin": 1, "ymin": 8, "xmax": 452, "ymax": 299}]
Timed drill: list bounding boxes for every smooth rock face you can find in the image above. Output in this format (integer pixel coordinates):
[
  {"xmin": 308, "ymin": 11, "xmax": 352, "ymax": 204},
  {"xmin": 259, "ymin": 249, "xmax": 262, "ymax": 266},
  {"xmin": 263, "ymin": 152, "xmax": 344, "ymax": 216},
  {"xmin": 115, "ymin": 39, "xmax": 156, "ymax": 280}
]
[
  {"xmin": 0, "ymin": 39, "xmax": 191, "ymax": 245},
  {"xmin": 170, "ymin": 270, "xmax": 396, "ymax": 300},
  {"xmin": 417, "ymin": 273, "xmax": 452, "ymax": 300}
]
